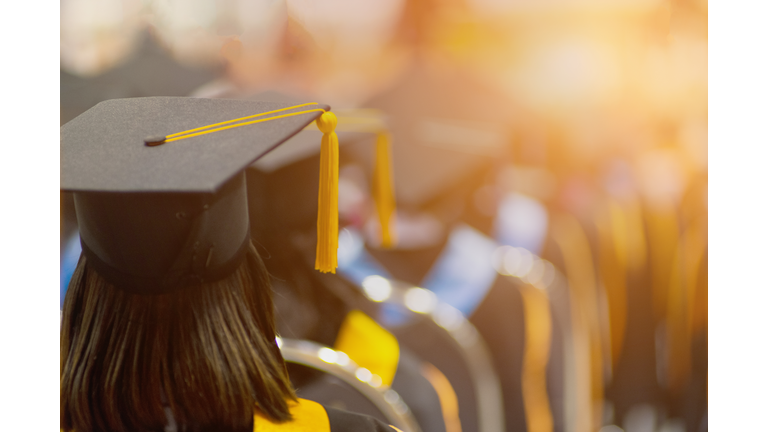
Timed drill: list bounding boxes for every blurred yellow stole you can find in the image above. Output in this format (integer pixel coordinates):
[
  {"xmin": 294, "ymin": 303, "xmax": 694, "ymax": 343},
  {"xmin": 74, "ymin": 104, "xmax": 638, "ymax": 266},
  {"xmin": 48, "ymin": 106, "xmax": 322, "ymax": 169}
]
[{"xmin": 334, "ymin": 310, "xmax": 400, "ymax": 387}]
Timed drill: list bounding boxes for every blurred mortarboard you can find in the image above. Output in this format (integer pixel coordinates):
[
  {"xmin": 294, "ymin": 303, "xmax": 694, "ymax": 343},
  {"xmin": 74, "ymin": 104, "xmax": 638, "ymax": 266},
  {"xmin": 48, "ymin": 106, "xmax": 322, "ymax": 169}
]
[
  {"xmin": 358, "ymin": 66, "xmax": 519, "ymax": 208},
  {"xmin": 251, "ymin": 126, "xmax": 373, "ymax": 173},
  {"xmin": 61, "ymin": 96, "xmax": 338, "ymax": 294}
]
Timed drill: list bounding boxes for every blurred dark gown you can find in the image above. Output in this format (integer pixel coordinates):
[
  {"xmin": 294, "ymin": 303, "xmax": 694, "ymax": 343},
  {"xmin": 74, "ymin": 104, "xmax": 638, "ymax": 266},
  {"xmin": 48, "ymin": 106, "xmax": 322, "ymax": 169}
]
[
  {"xmin": 338, "ymin": 218, "xmax": 570, "ymax": 432},
  {"xmin": 246, "ymin": 152, "xmax": 570, "ymax": 432}
]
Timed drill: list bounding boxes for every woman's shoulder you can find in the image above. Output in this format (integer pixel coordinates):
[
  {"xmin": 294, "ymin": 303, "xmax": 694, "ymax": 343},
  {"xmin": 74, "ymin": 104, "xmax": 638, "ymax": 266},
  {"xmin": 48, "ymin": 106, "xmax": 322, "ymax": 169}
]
[{"xmin": 253, "ymin": 398, "xmax": 401, "ymax": 432}]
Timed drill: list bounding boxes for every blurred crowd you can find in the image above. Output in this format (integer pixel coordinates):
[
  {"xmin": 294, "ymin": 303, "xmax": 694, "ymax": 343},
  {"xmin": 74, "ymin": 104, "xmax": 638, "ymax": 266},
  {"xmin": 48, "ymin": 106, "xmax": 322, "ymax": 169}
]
[{"xmin": 61, "ymin": 0, "xmax": 707, "ymax": 431}]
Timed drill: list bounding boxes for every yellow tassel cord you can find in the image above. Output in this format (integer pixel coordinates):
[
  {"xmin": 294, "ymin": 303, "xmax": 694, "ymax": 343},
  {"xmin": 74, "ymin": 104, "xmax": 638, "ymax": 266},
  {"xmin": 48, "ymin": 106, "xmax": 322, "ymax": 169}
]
[
  {"xmin": 373, "ymin": 131, "xmax": 397, "ymax": 248},
  {"xmin": 162, "ymin": 103, "xmax": 324, "ymax": 143},
  {"xmin": 315, "ymin": 112, "xmax": 339, "ymax": 273}
]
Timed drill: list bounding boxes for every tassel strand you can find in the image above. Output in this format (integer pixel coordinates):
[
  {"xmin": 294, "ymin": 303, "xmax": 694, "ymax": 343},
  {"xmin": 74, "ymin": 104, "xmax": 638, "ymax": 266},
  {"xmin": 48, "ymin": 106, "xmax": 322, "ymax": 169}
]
[
  {"xmin": 315, "ymin": 112, "xmax": 339, "ymax": 273},
  {"xmin": 373, "ymin": 132, "xmax": 397, "ymax": 248}
]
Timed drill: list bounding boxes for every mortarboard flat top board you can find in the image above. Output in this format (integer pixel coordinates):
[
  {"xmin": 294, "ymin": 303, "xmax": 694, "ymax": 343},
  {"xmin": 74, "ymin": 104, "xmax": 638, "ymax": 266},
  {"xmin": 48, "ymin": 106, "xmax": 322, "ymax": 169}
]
[{"xmin": 61, "ymin": 97, "xmax": 330, "ymax": 193}]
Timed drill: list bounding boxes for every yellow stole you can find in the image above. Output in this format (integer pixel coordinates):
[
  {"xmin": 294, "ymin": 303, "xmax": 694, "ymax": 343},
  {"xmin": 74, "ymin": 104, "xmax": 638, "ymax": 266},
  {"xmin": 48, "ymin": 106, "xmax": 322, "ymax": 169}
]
[{"xmin": 253, "ymin": 398, "xmax": 330, "ymax": 432}]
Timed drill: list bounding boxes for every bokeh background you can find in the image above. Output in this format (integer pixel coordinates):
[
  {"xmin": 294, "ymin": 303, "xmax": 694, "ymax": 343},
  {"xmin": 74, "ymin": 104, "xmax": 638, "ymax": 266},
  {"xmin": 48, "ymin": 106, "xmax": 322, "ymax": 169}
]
[{"xmin": 59, "ymin": 1, "xmax": 708, "ymax": 431}]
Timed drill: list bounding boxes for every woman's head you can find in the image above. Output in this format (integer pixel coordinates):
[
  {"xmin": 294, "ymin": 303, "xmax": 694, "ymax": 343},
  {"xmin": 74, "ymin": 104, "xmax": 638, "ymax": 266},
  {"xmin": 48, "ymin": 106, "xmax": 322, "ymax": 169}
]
[
  {"xmin": 60, "ymin": 243, "xmax": 295, "ymax": 432},
  {"xmin": 60, "ymin": 97, "xmax": 342, "ymax": 432}
]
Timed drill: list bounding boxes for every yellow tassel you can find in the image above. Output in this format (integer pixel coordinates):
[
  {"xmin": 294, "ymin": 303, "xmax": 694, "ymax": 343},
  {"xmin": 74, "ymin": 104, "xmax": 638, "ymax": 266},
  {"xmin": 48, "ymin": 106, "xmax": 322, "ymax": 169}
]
[
  {"xmin": 373, "ymin": 131, "xmax": 397, "ymax": 248},
  {"xmin": 315, "ymin": 112, "xmax": 339, "ymax": 273}
]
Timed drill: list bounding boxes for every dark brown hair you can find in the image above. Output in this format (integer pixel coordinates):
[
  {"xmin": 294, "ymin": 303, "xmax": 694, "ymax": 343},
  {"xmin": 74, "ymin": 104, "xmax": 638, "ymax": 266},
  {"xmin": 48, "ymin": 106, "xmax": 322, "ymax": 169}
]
[{"xmin": 60, "ymin": 243, "xmax": 296, "ymax": 432}]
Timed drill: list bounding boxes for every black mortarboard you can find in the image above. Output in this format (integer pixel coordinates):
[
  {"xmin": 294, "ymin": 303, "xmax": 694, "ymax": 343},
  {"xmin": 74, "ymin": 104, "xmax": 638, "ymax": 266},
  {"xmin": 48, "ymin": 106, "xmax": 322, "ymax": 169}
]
[
  {"xmin": 61, "ymin": 96, "xmax": 334, "ymax": 294},
  {"xmin": 359, "ymin": 66, "xmax": 519, "ymax": 208}
]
